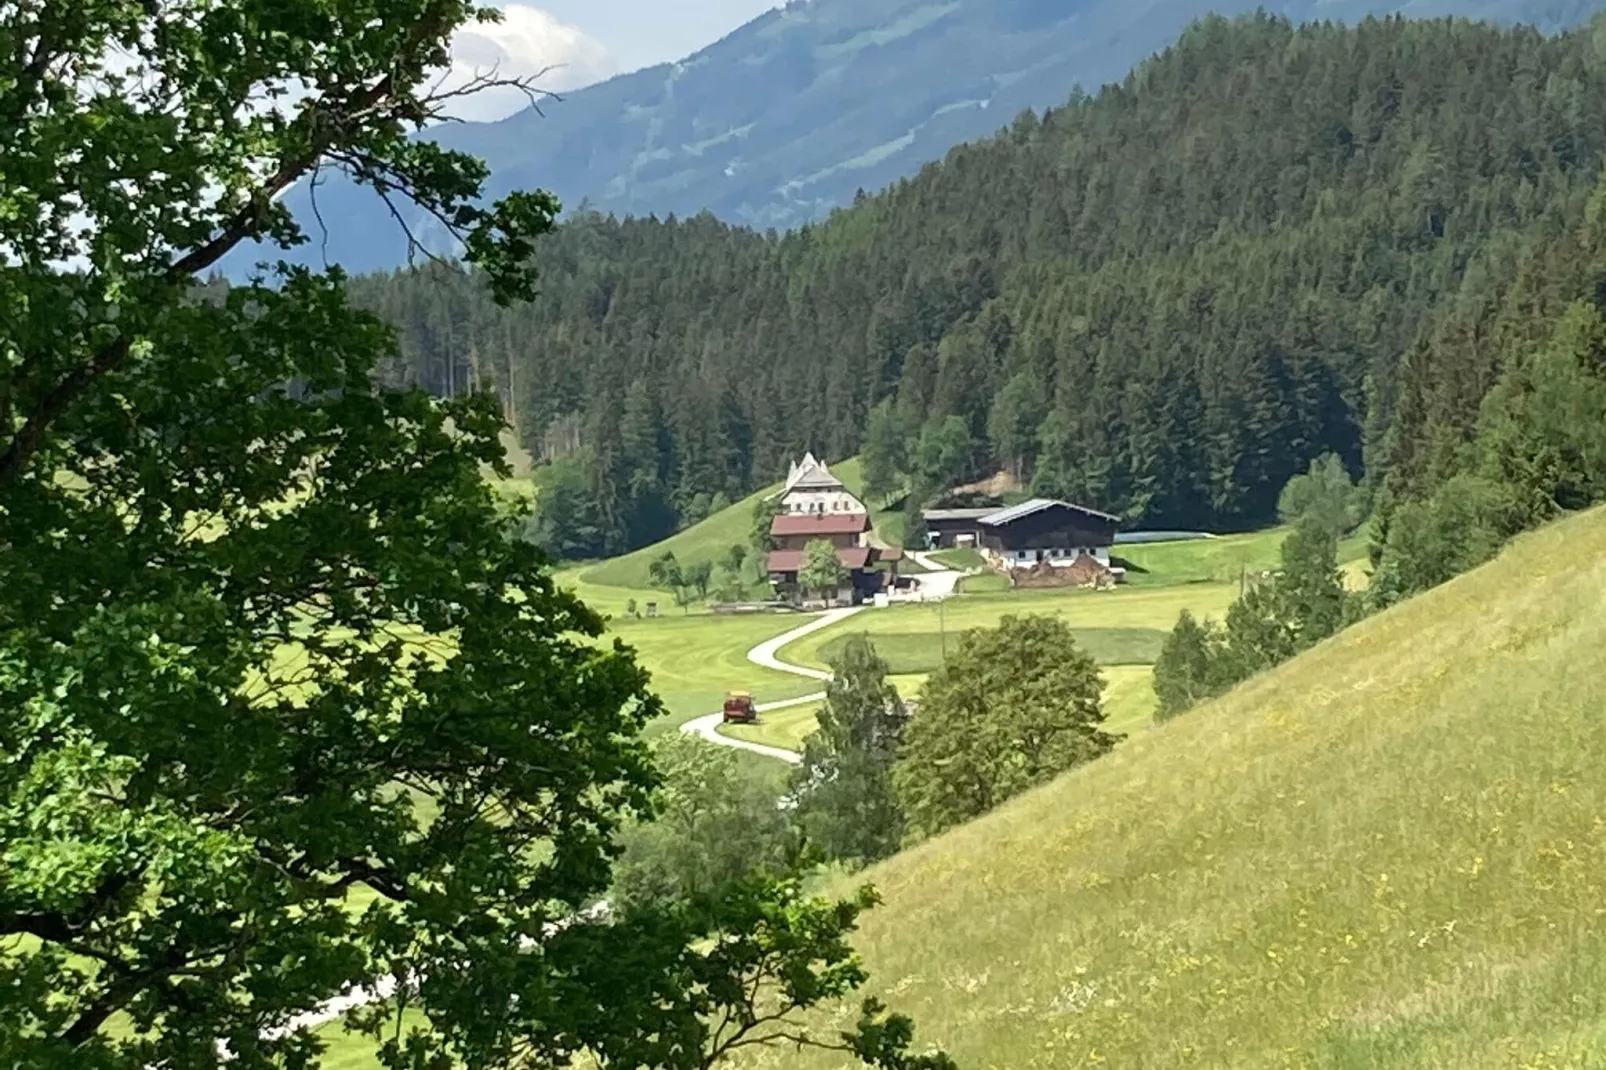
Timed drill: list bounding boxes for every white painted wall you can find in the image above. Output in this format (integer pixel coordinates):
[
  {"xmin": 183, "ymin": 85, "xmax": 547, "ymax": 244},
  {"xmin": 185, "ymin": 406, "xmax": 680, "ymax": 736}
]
[
  {"xmin": 994, "ymin": 546, "xmax": 1113, "ymax": 570},
  {"xmin": 782, "ymin": 488, "xmax": 865, "ymax": 515}
]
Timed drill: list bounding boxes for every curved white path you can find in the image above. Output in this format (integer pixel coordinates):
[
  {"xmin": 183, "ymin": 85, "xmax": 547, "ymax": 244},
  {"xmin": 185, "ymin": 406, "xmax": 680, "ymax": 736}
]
[{"xmin": 679, "ymin": 605, "xmax": 865, "ymax": 764}]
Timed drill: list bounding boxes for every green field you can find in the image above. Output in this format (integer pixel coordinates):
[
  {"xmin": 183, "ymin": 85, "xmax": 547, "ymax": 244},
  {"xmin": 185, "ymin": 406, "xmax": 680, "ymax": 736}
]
[
  {"xmin": 733, "ymin": 581, "xmax": 1238, "ymax": 757},
  {"xmin": 930, "ymin": 546, "xmax": 986, "ymax": 571},
  {"xmin": 610, "ymin": 612, "xmax": 826, "ymax": 729},
  {"xmin": 831, "ymin": 456, "xmax": 907, "ymax": 547},
  {"xmin": 782, "ymin": 583, "xmax": 1239, "ymax": 675},
  {"xmin": 718, "ymin": 662, "xmax": 1160, "ymax": 754},
  {"xmin": 816, "ymin": 626, "xmax": 1166, "ymax": 674},
  {"xmin": 747, "ymin": 506, "xmax": 1606, "ymax": 1069},
  {"xmin": 552, "ymin": 482, "xmax": 781, "ymax": 618},
  {"xmin": 1116, "ymin": 526, "xmax": 1372, "ymax": 587},
  {"xmin": 956, "ymin": 570, "xmax": 1010, "ymax": 593},
  {"xmin": 718, "ymin": 700, "xmax": 826, "ymax": 752}
]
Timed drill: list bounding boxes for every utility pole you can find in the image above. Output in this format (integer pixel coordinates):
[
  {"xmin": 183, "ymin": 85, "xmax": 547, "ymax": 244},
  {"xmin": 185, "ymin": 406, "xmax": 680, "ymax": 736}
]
[{"xmin": 938, "ymin": 596, "xmax": 947, "ymax": 660}]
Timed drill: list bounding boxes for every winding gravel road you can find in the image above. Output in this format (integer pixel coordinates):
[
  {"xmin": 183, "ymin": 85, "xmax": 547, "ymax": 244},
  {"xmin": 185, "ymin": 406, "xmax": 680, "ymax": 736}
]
[
  {"xmin": 676, "ymin": 553, "xmax": 970, "ymax": 763},
  {"xmin": 677, "ymin": 605, "xmax": 863, "ymax": 764}
]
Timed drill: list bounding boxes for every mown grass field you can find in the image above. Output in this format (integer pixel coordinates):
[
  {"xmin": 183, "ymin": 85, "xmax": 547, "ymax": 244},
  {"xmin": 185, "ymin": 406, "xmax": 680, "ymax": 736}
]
[
  {"xmin": 744, "ymin": 506, "xmax": 1606, "ymax": 1070},
  {"xmin": 783, "ymin": 582, "xmax": 1240, "ymax": 674},
  {"xmin": 930, "ymin": 546, "xmax": 986, "ymax": 571},
  {"xmin": 1116, "ymin": 525, "xmax": 1372, "ymax": 587},
  {"xmin": 611, "ymin": 612, "xmax": 824, "ymax": 729},
  {"xmin": 719, "ymin": 699, "xmax": 825, "ymax": 752},
  {"xmin": 816, "ymin": 626, "xmax": 1167, "ymax": 674}
]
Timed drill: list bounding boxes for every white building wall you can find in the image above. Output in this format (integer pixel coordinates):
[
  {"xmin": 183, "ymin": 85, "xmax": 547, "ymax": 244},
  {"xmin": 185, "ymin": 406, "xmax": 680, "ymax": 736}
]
[
  {"xmin": 997, "ymin": 546, "xmax": 1113, "ymax": 570},
  {"xmin": 782, "ymin": 488, "xmax": 865, "ymax": 515}
]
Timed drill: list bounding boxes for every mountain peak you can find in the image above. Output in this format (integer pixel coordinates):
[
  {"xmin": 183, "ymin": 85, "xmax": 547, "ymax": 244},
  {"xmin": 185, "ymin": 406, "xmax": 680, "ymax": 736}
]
[{"xmin": 226, "ymin": 0, "xmax": 1606, "ymax": 279}]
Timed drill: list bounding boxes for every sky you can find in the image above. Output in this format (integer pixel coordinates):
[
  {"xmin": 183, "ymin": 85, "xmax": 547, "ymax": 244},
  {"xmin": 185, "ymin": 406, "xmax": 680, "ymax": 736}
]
[{"xmin": 445, "ymin": 1, "xmax": 783, "ymax": 121}]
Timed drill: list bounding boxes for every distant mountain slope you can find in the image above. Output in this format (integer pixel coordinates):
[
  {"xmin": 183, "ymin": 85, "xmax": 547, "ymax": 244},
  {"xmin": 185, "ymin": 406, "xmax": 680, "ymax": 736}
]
[{"xmin": 227, "ymin": 0, "xmax": 1606, "ymax": 278}]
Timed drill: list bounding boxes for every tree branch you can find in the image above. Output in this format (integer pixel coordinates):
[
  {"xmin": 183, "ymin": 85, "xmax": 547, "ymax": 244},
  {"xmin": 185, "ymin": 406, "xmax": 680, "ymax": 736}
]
[{"xmin": 0, "ymin": 16, "xmax": 456, "ymax": 487}]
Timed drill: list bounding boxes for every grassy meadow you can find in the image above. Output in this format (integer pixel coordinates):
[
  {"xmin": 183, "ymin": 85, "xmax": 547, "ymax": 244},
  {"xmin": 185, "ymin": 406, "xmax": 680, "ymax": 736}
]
[
  {"xmin": 719, "ymin": 699, "xmax": 826, "ymax": 752},
  {"xmin": 1115, "ymin": 525, "xmax": 1372, "ymax": 587},
  {"xmin": 815, "ymin": 626, "xmax": 1167, "ymax": 675},
  {"xmin": 742, "ymin": 506, "xmax": 1606, "ymax": 1070},
  {"xmin": 611, "ymin": 612, "xmax": 825, "ymax": 729}
]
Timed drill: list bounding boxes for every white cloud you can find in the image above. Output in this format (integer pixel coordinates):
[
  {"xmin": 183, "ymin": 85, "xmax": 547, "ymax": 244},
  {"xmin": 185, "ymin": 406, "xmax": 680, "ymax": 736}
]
[{"xmin": 439, "ymin": 5, "xmax": 617, "ymax": 122}]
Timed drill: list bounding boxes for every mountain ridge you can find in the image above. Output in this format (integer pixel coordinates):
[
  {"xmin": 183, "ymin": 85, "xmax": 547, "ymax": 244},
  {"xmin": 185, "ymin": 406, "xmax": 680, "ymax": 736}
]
[{"xmin": 227, "ymin": 0, "xmax": 1606, "ymax": 279}]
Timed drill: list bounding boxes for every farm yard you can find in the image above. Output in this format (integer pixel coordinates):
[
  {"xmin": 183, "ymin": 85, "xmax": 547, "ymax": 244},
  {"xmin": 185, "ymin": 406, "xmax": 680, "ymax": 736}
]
[{"xmin": 548, "ymin": 486, "xmax": 1333, "ymax": 763}]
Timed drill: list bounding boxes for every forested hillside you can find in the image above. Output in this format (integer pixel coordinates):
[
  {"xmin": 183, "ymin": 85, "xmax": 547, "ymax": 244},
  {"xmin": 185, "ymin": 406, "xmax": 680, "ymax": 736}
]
[
  {"xmin": 231, "ymin": 0, "xmax": 1606, "ymax": 278},
  {"xmin": 345, "ymin": 13, "xmax": 1606, "ymax": 559}
]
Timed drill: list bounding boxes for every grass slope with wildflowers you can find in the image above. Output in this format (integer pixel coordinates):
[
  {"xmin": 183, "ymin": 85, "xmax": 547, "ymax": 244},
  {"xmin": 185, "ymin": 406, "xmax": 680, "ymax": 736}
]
[{"xmin": 751, "ymin": 505, "xmax": 1606, "ymax": 1069}]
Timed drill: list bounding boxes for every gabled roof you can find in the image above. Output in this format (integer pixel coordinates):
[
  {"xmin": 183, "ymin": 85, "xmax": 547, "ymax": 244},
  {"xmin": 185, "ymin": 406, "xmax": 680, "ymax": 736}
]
[
  {"xmin": 979, "ymin": 497, "xmax": 1121, "ymax": 527},
  {"xmin": 782, "ymin": 451, "xmax": 844, "ymax": 493},
  {"xmin": 766, "ymin": 546, "xmax": 874, "ymax": 573},
  {"xmin": 770, "ymin": 512, "xmax": 869, "ymax": 537}
]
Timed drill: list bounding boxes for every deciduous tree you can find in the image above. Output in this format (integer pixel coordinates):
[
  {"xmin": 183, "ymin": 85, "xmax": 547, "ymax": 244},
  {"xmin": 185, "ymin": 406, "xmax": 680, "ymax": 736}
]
[
  {"xmin": 0, "ymin": 7, "xmax": 948, "ymax": 1068},
  {"xmin": 894, "ymin": 615, "xmax": 1116, "ymax": 839},
  {"xmin": 611, "ymin": 735, "xmax": 794, "ymax": 913},
  {"xmin": 1152, "ymin": 610, "xmax": 1228, "ymax": 720},
  {"xmin": 801, "ymin": 538, "xmax": 848, "ymax": 605},
  {"xmin": 861, "ymin": 400, "xmax": 907, "ymax": 502},
  {"xmin": 1277, "ymin": 453, "xmax": 1364, "ymax": 539}
]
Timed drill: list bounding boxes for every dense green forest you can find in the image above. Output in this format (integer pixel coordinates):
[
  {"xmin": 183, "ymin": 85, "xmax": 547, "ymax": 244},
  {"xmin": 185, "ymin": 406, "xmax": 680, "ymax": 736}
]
[{"xmin": 342, "ymin": 12, "xmax": 1606, "ymax": 560}]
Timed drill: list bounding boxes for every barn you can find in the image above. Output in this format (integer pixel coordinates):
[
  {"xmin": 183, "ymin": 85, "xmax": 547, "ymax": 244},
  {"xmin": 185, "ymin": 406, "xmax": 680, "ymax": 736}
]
[{"xmin": 924, "ymin": 497, "xmax": 1121, "ymax": 572}]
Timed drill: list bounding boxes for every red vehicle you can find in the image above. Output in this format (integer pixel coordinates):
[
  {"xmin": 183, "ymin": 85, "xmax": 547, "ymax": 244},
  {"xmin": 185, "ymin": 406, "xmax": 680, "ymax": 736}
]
[{"xmin": 722, "ymin": 691, "xmax": 757, "ymax": 724}]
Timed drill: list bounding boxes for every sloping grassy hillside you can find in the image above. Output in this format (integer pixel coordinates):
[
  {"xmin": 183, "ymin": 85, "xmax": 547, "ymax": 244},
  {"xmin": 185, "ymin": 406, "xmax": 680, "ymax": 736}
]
[
  {"xmin": 1117, "ymin": 526, "xmax": 1372, "ymax": 587},
  {"xmin": 832, "ymin": 456, "xmax": 907, "ymax": 547},
  {"xmin": 575, "ymin": 483, "xmax": 779, "ymax": 590},
  {"xmin": 763, "ymin": 507, "xmax": 1606, "ymax": 1069},
  {"xmin": 551, "ymin": 484, "xmax": 780, "ymax": 617}
]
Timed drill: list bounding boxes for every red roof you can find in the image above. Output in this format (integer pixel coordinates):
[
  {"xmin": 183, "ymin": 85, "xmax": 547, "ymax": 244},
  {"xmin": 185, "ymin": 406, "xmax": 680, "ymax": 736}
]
[
  {"xmin": 767, "ymin": 546, "xmax": 874, "ymax": 573},
  {"xmin": 769, "ymin": 512, "xmax": 870, "ymax": 538}
]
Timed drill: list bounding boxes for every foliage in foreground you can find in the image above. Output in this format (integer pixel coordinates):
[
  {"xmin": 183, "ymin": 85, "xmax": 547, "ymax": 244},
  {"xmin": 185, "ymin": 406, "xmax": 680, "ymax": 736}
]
[
  {"xmin": 0, "ymin": 4, "xmax": 947, "ymax": 1067},
  {"xmin": 894, "ymin": 615, "xmax": 1115, "ymax": 840},
  {"xmin": 611, "ymin": 734, "xmax": 796, "ymax": 914},
  {"xmin": 597, "ymin": 877, "xmax": 957, "ymax": 1070}
]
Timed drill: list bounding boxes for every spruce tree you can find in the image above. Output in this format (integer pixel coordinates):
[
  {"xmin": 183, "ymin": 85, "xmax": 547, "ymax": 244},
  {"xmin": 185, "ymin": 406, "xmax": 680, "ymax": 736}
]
[
  {"xmin": 1152, "ymin": 610, "xmax": 1227, "ymax": 720},
  {"xmin": 791, "ymin": 636, "xmax": 910, "ymax": 866}
]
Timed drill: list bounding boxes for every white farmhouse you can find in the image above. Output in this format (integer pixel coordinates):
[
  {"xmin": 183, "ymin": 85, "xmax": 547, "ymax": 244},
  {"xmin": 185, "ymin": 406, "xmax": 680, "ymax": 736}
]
[{"xmin": 773, "ymin": 452, "xmax": 865, "ymax": 515}]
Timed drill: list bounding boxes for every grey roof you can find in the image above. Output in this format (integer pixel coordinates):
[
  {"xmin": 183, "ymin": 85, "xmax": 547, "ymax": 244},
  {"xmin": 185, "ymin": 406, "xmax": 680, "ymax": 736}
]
[
  {"xmin": 922, "ymin": 507, "xmax": 996, "ymax": 522},
  {"xmin": 789, "ymin": 470, "xmax": 844, "ymax": 490},
  {"xmin": 979, "ymin": 497, "xmax": 1121, "ymax": 527},
  {"xmin": 782, "ymin": 452, "xmax": 845, "ymax": 493}
]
